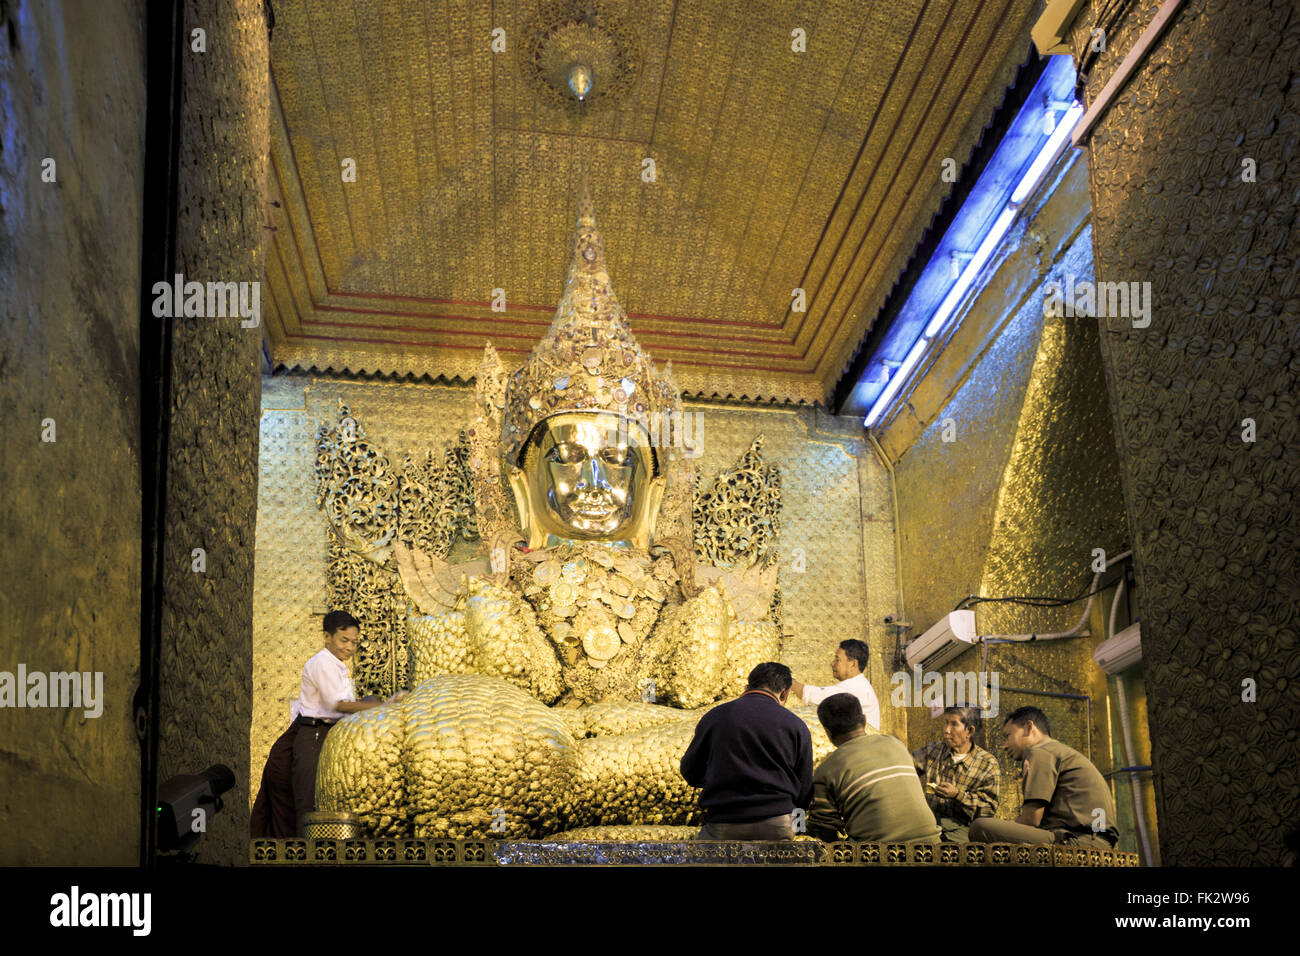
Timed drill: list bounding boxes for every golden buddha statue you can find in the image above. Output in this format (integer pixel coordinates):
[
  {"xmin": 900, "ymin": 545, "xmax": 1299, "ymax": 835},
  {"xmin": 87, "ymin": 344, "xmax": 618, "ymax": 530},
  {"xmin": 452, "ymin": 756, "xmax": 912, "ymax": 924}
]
[{"xmin": 315, "ymin": 180, "xmax": 832, "ymax": 839}]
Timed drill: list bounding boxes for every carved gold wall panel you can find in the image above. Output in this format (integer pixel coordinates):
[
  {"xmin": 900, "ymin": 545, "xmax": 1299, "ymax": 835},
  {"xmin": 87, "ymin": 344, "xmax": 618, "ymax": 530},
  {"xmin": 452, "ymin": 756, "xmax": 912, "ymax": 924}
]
[{"xmin": 158, "ymin": 0, "xmax": 268, "ymax": 866}]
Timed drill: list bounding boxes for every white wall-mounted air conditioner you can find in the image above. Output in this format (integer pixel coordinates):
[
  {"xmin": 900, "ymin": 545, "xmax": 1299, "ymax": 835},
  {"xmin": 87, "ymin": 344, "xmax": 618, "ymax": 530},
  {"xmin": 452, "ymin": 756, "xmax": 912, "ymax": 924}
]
[
  {"xmin": 1094, "ymin": 621, "xmax": 1142, "ymax": 674},
  {"xmin": 905, "ymin": 610, "xmax": 978, "ymax": 672}
]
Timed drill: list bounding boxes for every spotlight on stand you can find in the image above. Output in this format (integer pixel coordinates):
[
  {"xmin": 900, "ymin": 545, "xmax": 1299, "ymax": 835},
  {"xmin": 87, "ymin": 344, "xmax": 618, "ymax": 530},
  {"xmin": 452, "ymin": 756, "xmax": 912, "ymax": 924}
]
[{"xmin": 157, "ymin": 764, "xmax": 235, "ymax": 853}]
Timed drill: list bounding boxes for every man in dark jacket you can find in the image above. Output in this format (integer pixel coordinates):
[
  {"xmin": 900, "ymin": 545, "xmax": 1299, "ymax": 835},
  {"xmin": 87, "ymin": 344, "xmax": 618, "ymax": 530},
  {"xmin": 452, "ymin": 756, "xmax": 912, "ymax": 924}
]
[{"xmin": 680, "ymin": 662, "xmax": 814, "ymax": 839}]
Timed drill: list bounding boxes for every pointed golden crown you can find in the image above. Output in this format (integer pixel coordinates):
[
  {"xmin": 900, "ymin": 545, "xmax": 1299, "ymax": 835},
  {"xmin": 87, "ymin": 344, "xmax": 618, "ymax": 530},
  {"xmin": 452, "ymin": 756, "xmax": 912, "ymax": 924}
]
[{"xmin": 502, "ymin": 176, "xmax": 681, "ymax": 465}]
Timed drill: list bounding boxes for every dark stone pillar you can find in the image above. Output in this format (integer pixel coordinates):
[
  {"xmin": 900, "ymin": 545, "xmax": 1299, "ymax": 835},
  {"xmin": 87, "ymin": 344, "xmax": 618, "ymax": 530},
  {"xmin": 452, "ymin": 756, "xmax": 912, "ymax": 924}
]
[
  {"xmin": 157, "ymin": 0, "xmax": 268, "ymax": 864},
  {"xmin": 1069, "ymin": 0, "xmax": 1299, "ymax": 864}
]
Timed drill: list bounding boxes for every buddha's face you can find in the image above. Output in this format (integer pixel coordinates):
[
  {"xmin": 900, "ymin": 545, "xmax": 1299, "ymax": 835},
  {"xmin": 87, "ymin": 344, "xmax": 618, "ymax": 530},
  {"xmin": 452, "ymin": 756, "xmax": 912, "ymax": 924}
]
[{"xmin": 509, "ymin": 412, "xmax": 664, "ymax": 549}]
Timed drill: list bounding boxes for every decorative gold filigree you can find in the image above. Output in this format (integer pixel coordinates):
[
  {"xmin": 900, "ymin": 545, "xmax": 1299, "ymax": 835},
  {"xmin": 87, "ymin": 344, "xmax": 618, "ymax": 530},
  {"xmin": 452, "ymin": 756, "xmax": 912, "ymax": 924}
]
[
  {"xmin": 316, "ymin": 401, "xmax": 483, "ymax": 694},
  {"xmin": 315, "ymin": 402, "xmax": 399, "ymax": 563},
  {"xmin": 693, "ymin": 436, "xmax": 782, "ymax": 568},
  {"xmin": 521, "ymin": 1, "xmax": 642, "ymax": 112}
]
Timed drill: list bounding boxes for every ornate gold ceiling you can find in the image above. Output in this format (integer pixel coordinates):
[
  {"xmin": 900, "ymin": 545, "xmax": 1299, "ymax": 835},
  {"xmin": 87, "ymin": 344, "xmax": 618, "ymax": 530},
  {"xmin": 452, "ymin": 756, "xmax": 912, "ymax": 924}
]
[{"xmin": 264, "ymin": 0, "xmax": 1041, "ymax": 405}]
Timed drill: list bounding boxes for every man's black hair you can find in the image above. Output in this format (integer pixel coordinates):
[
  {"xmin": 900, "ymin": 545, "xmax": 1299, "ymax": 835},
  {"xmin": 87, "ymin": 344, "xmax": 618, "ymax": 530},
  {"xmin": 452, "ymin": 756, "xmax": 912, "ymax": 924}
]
[
  {"xmin": 746, "ymin": 661, "xmax": 792, "ymax": 695},
  {"xmin": 323, "ymin": 610, "xmax": 361, "ymax": 635},
  {"xmin": 817, "ymin": 693, "xmax": 865, "ymax": 740},
  {"xmin": 1004, "ymin": 705, "xmax": 1050, "ymax": 738},
  {"xmin": 838, "ymin": 638, "xmax": 869, "ymax": 673}
]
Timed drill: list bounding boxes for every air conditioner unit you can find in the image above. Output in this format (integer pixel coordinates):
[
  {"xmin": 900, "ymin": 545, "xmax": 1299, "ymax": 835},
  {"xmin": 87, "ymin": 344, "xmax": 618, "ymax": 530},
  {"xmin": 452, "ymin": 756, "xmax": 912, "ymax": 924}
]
[
  {"xmin": 905, "ymin": 610, "xmax": 978, "ymax": 671},
  {"xmin": 1094, "ymin": 621, "xmax": 1142, "ymax": 674}
]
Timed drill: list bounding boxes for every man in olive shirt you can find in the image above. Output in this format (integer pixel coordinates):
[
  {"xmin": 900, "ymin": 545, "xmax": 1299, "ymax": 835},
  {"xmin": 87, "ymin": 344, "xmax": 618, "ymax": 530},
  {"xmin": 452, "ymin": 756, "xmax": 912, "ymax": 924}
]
[
  {"xmin": 970, "ymin": 706, "xmax": 1119, "ymax": 848},
  {"xmin": 808, "ymin": 693, "xmax": 940, "ymax": 843}
]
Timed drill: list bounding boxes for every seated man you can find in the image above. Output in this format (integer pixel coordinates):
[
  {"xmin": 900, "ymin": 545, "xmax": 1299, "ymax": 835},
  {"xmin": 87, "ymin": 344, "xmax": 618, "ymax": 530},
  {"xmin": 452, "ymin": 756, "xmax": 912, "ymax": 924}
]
[
  {"xmin": 809, "ymin": 693, "xmax": 940, "ymax": 844},
  {"xmin": 970, "ymin": 706, "xmax": 1119, "ymax": 848},
  {"xmin": 912, "ymin": 706, "xmax": 1001, "ymax": 843},
  {"xmin": 791, "ymin": 638, "xmax": 881, "ymax": 729},
  {"xmin": 681, "ymin": 662, "xmax": 813, "ymax": 840}
]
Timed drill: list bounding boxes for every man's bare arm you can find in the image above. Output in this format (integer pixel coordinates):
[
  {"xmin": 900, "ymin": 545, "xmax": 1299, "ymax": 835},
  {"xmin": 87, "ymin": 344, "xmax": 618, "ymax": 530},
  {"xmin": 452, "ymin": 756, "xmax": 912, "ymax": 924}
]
[
  {"xmin": 1015, "ymin": 800, "xmax": 1047, "ymax": 827},
  {"xmin": 333, "ymin": 699, "xmax": 378, "ymax": 714}
]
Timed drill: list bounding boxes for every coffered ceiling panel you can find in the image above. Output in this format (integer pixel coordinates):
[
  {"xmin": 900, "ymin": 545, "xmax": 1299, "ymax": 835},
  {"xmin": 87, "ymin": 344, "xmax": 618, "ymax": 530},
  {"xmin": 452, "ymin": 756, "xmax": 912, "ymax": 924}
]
[{"xmin": 265, "ymin": 0, "xmax": 1042, "ymax": 404}]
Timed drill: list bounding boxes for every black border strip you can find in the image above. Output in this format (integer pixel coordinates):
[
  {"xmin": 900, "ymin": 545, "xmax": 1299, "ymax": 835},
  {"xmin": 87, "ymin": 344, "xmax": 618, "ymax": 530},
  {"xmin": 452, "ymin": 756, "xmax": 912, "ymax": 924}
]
[{"xmin": 136, "ymin": 0, "xmax": 185, "ymax": 869}]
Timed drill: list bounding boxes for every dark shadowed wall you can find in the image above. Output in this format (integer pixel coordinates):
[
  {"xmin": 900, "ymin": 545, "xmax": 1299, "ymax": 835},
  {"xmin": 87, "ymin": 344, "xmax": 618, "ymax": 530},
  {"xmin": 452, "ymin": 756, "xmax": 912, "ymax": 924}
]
[{"xmin": 0, "ymin": 0, "xmax": 146, "ymax": 865}]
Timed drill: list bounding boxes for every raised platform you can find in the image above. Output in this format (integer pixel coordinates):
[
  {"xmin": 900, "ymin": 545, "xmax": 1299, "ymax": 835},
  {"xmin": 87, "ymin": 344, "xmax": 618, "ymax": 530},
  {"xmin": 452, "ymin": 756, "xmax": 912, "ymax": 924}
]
[{"xmin": 250, "ymin": 838, "xmax": 1139, "ymax": 866}]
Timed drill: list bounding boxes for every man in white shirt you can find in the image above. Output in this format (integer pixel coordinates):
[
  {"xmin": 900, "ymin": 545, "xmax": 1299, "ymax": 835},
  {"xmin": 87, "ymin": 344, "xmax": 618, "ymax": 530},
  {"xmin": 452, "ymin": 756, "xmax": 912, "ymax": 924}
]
[
  {"xmin": 790, "ymin": 639, "xmax": 881, "ymax": 730},
  {"xmin": 289, "ymin": 611, "xmax": 406, "ymax": 834}
]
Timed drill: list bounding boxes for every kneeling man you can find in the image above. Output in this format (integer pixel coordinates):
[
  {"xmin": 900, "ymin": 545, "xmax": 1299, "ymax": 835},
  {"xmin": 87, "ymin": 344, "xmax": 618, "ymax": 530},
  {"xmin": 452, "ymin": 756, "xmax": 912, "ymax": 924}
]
[
  {"xmin": 681, "ymin": 662, "xmax": 814, "ymax": 840},
  {"xmin": 970, "ymin": 706, "xmax": 1119, "ymax": 848},
  {"xmin": 808, "ymin": 693, "xmax": 940, "ymax": 844}
]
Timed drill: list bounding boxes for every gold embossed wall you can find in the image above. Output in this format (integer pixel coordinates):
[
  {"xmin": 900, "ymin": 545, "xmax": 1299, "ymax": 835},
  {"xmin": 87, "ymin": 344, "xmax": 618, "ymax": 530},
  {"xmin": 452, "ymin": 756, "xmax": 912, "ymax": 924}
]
[
  {"xmin": 888, "ymin": 146, "xmax": 1137, "ymax": 846},
  {"xmin": 1066, "ymin": 0, "xmax": 1300, "ymax": 865},
  {"xmin": 157, "ymin": 0, "xmax": 268, "ymax": 865},
  {"xmin": 252, "ymin": 378, "xmax": 898, "ymax": 805},
  {"xmin": 895, "ymin": 309, "xmax": 1132, "ymax": 817}
]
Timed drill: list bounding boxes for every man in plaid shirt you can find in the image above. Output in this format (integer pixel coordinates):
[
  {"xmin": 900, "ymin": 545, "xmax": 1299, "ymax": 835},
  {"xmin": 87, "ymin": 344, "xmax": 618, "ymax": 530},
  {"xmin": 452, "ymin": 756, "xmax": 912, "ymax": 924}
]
[{"xmin": 912, "ymin": 706, "xmax": 1001, "ymax": 843}]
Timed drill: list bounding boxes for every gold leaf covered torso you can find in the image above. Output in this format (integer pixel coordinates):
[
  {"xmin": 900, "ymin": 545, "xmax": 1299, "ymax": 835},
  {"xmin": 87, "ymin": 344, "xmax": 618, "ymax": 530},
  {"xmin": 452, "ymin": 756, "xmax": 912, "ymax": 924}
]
[{"xmin": 510, "ymin": 542, "xmax": 680, "ymax": 702}]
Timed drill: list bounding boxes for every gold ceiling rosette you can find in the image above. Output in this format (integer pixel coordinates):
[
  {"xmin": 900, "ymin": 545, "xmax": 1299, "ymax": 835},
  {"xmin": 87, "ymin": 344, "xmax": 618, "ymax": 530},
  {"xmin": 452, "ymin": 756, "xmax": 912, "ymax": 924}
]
[
  {"xmin": 501, "ymin": 175, "xmax": 683, "ymax": 471},
  {"xmin": 522, "ymin": 0, "xmax": 642, "ymax": 110}
]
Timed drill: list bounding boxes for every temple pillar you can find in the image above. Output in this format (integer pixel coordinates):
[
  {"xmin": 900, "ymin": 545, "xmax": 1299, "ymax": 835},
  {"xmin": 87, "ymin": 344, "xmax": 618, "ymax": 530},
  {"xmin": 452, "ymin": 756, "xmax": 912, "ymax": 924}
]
[
  {"xmin": 1050, "ymin": 0, "xmax": 1299, "ymax": 864},
  {"xmin": 156, "ymin": 0, "xmax": 268, "ymax": 864}
]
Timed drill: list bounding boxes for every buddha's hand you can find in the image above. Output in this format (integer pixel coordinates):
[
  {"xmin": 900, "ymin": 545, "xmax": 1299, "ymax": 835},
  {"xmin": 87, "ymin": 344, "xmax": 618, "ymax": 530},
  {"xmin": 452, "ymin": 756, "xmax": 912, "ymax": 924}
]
[
  {"xmin": 464, "ymin": 576, "xmax": 564, "ymax": 705},
  {"xmin": 394, "ymin": 541, "xmax": 473, "ymax": 614},
  {"xmin": 652, "ymin": 586, "xmax": 731, "ymax": 709}
]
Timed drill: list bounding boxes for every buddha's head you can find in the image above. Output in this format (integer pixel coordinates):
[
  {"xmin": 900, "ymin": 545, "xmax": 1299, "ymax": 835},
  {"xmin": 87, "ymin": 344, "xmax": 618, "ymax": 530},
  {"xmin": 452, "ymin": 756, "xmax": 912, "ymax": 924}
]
[
  {"xmin": 508, "ymin": 411, "xmax": 665, "ymax": 550},
  {"xmin": 498, "ymin": 176, "xmax": 682, "ymax": 551}
]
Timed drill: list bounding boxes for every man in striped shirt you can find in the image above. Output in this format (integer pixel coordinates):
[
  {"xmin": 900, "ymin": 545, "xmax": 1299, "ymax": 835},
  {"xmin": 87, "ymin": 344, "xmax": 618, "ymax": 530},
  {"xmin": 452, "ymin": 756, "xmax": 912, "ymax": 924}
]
[{"xmin": 807, "ymin": 693, "xmax": 941, "ymax": 844}]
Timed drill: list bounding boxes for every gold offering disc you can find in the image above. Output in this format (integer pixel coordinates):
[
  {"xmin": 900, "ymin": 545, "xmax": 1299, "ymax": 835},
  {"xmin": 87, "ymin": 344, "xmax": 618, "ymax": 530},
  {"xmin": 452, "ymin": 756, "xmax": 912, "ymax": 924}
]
[
  {"xmin": 550, "ymin": 580, "xmax": 577, "ymax": 605},
  {"xmin": 561, "ymin": 560, "xmax": 586, "ymax": 585},
  {"xmin": 583, "ymin": 626, "xmax": 621, "ymax": 661}
]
